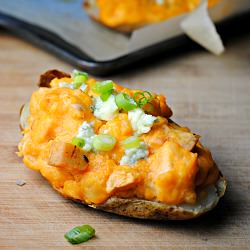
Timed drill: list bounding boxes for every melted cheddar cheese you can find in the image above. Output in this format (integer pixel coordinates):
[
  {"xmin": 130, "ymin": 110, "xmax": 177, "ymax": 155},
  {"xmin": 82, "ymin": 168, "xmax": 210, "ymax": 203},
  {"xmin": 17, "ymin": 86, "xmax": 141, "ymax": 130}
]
[
  {"xmin": 95, "ymin": 0, "xmax": 220, "ymax": 30},
  {"xmin": 18, "ymin": 73, "xmax": 219, "ymax": 205}
]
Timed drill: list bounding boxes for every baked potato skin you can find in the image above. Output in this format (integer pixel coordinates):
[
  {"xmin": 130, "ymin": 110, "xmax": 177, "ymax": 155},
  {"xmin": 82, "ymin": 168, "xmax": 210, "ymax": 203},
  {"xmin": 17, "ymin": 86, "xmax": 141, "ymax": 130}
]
[
  {"xmin": 19, "ymin": 70, "xmax": 227, "ymax": 220},
  {"xmin": 95, "ymin": 177, "xmax": 226, "ymax": 220},
  {"xmin": 57, "ymin": 176, "xmax": 226, "ymax": 220},
  {"xmin": 38, "ymin": 69, "xmax": 70, "ymax": 88}
]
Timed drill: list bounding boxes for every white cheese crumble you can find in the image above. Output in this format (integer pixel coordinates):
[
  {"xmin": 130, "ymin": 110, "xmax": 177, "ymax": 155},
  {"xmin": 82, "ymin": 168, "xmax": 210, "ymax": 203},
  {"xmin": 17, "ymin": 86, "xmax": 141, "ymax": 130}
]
[
  {"xmin": 128, "ymin": 108, "xmax": 156, "ymax": 135},
  {"xmin": 76, "ymin": 121, "xmax": 95, "ymax": 152},
  {"xmin": 59, "ymin": 82, "xmax": 73, "ymax": 89},
  {"xmin": 93, "ymin": 95, "xmax": 119, "ymax": 121},
  {"xmin": 80, "ymin": 83, "xmax": 88, "ymax": 92},
  {"xmin": 120, "ymin": 142, "xmax": 148, "ymax": 166},
  {"xmin": 59, "ymin": 81, "xmax": 87, "ymax": 92},
  {"xmin": 155, "ymin": 0, "xmax": 164, "ymax": 5}
]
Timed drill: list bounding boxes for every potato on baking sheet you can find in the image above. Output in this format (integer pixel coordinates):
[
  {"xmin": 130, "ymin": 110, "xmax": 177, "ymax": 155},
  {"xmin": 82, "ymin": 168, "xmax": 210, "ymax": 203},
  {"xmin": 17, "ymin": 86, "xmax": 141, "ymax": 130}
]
[
  {"xmin": 84, "ymin": 0, "xmax": 220, "ymax": 32},
  {"xmin": 18, "ymin": 69, "xmax": 226, "ymax": 220}
]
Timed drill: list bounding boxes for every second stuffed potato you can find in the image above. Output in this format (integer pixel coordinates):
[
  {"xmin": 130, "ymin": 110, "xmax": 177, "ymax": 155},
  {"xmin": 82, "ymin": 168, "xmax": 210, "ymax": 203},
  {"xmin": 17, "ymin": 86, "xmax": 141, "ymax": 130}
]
[{"xmin": 84, "ymin": 0, "xmax": 220, "ymax": 32}]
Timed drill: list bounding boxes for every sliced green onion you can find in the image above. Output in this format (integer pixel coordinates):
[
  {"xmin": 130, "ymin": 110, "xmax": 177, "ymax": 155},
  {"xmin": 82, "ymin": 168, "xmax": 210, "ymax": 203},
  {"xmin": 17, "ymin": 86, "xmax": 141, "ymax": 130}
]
[
  {"xmin": 142, "ymin": 91, "xmax": 153, "ymax": 102},
  {"xmin": 133, "ymin": 92, "xmax": 145, "ymax": 105},
  {"xmin": 123, "ymin": 136, "xmax": 141, "ymax": 149},
  {"xmin": 138, "ymin": 97, "xmax": 148, "ymax": 106},
  {"xmin": 133, "ymin": 91, "xmax": 153, "ymax": 107},
  {"xmin": 100, "ymin": 89, "xmax": 113, "ymax": 101},
  {"xmin": 64, "ymin": 224, "xmax": 95, "ymax": 245},
  {"xmin": 115, "ymin": 93, "xmax": 138, "ymax": 111},
  {"xmin": 73, "ymin": 76, "xmax": 85, "ymax": 89},
  {"xmin": 73, "ymin": 71, "xmax": 88, "ymax": 89},
  {"xmin": 93, "ymin": 134, "xmax": 116, "ymax": 151},
  {"xmin": 73, "ymin": 82, "xmax": 82, "ymax": 90},
  {"xmin": 92, "ymin": 80, "xmax": 113, "ymax": 95},
  {"xmin": 72, "ymin": 137, "xmax": 85, "ymax": 148},
  {"xmin": 142, "ymin": 102, "xmax": 155, "ymax": 113},
  {"xmin": 72, "ymin": 70, "xmax": 88, "ymax": 80}
]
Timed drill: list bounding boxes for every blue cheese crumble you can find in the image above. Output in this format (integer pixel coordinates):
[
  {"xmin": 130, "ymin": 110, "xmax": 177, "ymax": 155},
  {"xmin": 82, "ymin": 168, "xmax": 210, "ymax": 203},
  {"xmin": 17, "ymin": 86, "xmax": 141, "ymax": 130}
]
[
  {"xmin": 59, "ymin": 81, "xmax": 87, "ymax": 92},
  {"xmin": 79, "ymin": 83, "xmax": 87, "ymax": 92},
  {"xmin": 76, "ymin": 121, "xmax": 95, "ymax": 152},
  {"xmin": 93, "ymin": 95, "xmax": 119, "ymax": 121},
  {"xmin": 128, "ymin": 108, "xmax": 156, "ymax": 135},
  {"xmin": 155, "ymin": 0, "xmax": 164, "ymax": 5},
  {"xmin": 120, "ymin": 142, "xmax": 148, "ymax": 166},
  {"xmin": 59, "ymin": 82, "xmax": 73, "ymax": 89}
]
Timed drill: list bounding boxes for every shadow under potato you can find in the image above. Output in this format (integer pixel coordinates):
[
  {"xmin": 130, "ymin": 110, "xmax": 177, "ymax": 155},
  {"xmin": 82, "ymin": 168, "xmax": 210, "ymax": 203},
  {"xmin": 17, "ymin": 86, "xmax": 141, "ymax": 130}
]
[{"xmin": 67, "ymin": 179, "xmax": 243, "ymax": 235}]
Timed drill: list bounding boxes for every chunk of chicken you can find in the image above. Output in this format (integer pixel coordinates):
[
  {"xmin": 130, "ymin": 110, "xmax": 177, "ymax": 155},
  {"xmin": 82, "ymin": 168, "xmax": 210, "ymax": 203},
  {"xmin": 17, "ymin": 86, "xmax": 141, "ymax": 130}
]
[{"xmin": 48, "ymin": 141, "xmax": 88, "ymax": 171}]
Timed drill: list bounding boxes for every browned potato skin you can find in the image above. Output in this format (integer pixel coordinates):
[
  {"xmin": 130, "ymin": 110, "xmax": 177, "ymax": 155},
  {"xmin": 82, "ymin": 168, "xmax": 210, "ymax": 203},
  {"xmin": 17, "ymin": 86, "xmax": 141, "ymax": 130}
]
[
  {"xmin": 38, "ymin": 69, "xmax": 70, "ymax": 88},
  {"xmin": 19, "ymin": 103, "xmax": 30, "ymax": 131},
  {"xmin": 48, "ymin": 141, "xmax": 89, "ymax": 171},
  {"xmin": 95, "ymin": 178, "xmax": 226, "ymax": 220},
  {"xmin": 19, "ymin": 70, "xmax": 227, "ymax": 220},
  {"xmin": 56, "ymin": 176, "xmax": 226, "ymax": 220}
]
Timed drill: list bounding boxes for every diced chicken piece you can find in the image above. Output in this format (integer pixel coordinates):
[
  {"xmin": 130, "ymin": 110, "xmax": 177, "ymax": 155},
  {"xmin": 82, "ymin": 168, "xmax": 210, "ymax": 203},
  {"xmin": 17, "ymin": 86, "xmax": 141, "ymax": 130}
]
[
  {"xmin": 106, "ymin": 170, "xmax": 136, "ymax": 194},
  {"xmin": 165, "ymin": 126, "xmax": 199, "ymax": 151},
  {"xmin": 48, "ymin": 141, "xmax": 88, "ymax": 170},
  {"xmin": 149, "ymin": 141, "xmax": 198, "ymax": 205},
  {"xmin": 142, "ymin": 123, "xmax": 199, "ymax": 152}
]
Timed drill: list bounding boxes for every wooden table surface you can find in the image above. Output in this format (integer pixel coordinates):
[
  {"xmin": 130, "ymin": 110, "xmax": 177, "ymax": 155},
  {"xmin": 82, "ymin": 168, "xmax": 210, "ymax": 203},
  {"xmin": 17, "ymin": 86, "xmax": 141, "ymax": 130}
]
[{"xmin": 0, "ymin": 30, "xmax": 249, "ymax": 249}]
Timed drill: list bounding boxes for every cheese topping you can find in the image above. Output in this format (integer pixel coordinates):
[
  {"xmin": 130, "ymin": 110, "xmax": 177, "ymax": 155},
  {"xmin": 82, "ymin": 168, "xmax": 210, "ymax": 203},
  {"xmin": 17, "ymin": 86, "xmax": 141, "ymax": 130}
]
[
  {"xmin": 120, "ymin": 142, "xmax": 148, "ymax": 166},
  {"xmin": 76, "ymin": 121, "xmax": 95, "ymax": 152},
  {"xmin": 59, "ymin": 81, "xmax": 73, "ymax": 89},
  {"xmin": 155, "ymin": 0, "xmax": 165, "ymax": 5},
  {"xmin": 80, "ymin": 84, "xmax": 88, "ymax": 92},
  {"xmin": 94, "ymin": 95, "xmax": 119, "ymax": 121},
  {"xmin": 128, "ymin": 108, "xmax": 156, "ymax": 135}
]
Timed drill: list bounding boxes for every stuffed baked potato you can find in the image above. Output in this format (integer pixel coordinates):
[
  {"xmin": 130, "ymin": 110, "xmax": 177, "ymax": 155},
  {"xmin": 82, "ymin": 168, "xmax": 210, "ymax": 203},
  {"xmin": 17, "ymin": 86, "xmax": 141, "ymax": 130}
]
[
  {"xmin": 18, "ymin": 69, "xmax": 226, "ymax": 220},
  {"xmin": 84, "ymin": 0, "xmax": 220, "ymax": 32}
]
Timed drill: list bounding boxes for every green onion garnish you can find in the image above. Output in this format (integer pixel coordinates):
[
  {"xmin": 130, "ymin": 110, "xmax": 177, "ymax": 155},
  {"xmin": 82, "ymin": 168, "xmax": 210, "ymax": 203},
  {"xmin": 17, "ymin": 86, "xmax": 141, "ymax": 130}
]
[
  {"xmin": 100, "ymin": 89, "xmax": 113, "ymax": 101},
  {"xmin": 72, "ymin": 70, "xmax": 88, "ymax": 80},
  {"xmin": 72, "ymin": 70, "xmax": 88, "ymax": 89},
  {"xmin": 142, "ymin": 102, "xmax": 155, "ymax": 113},
  {"xmin": 64, "ymin": 224, "xmax": 95, "ymax": 245},
  {"xmin": 92, "ymin": 80, "xmax": 113, "ymax": 95},
  {"xmin": 73, "ymin": 76, "xmax": 86, "ymax": 89},
  {"xmin": 93, "ymin": 134, "xmax": 116, "ymax": 151},
  {"xmin": 72, "ymin": 137, "xmax": 85, "ymax": 148},
  {"xmin": 133, "ymin": 91, "xmax": 153, "ymax": 107},
  {"xmin": 73, "ymin": 82, "xmax": 82, "ymax": 89},
  {"xmin": 115, "ymin": 93, "xmax": 138, "ymax": 111},
  {"xmin": 123, "ymin": 136, "xmax": 141, "ymax": 149}
]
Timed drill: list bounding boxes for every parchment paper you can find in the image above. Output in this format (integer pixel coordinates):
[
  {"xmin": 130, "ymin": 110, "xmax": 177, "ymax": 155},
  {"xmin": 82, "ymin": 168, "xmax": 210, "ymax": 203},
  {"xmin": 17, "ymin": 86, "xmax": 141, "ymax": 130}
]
[{"xmin": 0, "ymin": 0, "xmax": 249, "ymax": 61}]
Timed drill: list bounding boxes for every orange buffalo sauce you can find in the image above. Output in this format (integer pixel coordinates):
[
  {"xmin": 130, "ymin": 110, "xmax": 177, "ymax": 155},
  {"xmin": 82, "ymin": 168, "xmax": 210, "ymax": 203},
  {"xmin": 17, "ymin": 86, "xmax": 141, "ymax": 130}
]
[
  {"xmin": 96, "ymin": 0, "xmax": 220, "ymax": 30},
  {"xmin": 18, "ymin": 75, "xmax": 219, "ymax": 205}
]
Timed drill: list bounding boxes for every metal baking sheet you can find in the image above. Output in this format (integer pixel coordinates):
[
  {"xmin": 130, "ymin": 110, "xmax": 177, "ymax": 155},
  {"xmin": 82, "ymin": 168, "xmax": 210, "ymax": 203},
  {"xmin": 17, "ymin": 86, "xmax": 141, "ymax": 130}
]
[{"xmin": 0, "ymin": 0, "xmax": 249, "ymax": 75}]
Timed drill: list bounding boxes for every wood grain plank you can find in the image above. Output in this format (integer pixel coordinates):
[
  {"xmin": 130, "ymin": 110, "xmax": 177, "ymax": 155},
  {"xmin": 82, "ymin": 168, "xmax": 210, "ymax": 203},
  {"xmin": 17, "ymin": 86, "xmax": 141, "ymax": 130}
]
[{"xmin": 0, "ymin": 31, "xmax": 249, "ymax": 249}]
